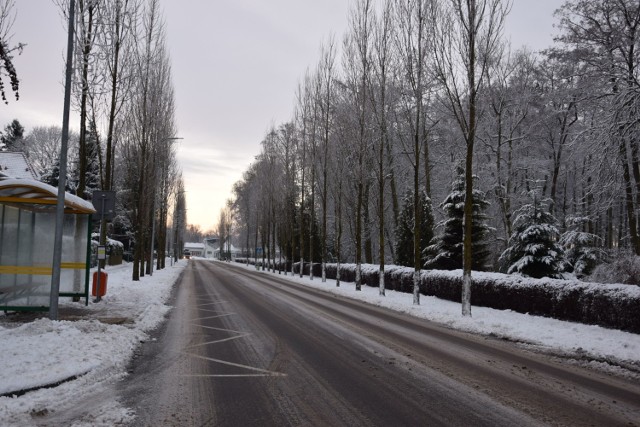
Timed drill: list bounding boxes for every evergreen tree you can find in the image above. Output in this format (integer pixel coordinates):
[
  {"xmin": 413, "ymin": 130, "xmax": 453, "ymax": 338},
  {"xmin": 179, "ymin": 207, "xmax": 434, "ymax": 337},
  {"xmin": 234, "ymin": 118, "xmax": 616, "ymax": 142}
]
[
  {"xmin": 499, "ymin": 193, "xmax": 565, "ymax": 279},
  {"xmin": 425, "ymin": 164, "xmax": 492, "ymax": 271},
  {"xmin": 40, "ymin": 156, "xmax": 74, "ymax": 192},
  {"xmin": 69, "ymin": 122, "xmax": 101, "ymax": 199},
  {"xmin": 394, "ymin": 190, "xmax": 434, "ymax": 267},
  {"xmin": 84, "ymin": 121, "xmax": 101, "ymax": 198},
  {"xmin": 0, "ymin": 119, "xmax": 24, "ymax": 151},
  {"xmin": 560, "ymin": 216, "xmax": 602, "ymax": 278}
]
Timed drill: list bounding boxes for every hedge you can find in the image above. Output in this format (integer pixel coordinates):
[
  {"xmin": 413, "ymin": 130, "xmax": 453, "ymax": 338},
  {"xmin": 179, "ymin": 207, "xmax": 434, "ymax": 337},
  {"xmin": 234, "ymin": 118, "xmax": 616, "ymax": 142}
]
[{"xmin": 234, "ymin": 258, "xmax": 640, "ymax": 333}]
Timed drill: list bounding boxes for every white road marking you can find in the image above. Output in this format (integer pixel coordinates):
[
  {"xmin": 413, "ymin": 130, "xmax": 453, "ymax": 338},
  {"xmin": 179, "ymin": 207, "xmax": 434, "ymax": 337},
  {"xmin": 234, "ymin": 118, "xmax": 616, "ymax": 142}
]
[
  {"xmin": 196, "ymin": 301, "xmax": 229, "ymax": 307},
  {"xmin": 181, "ymin": 352, "xmax": 286, "ymax": 377},
  {"xmin": 192, "ymin": 313, "xmax": 236, "ymax": 321},
  {"xmin": 181, "ymin": 374, "xmax": 283, "ymax": 378},
  {"xmin": 184, "ymin": 333, "xmax": 250, "ymax": 349},
  {"xmin": 195, "ymin": 324, "xmax": 249, "ymax": 335}
]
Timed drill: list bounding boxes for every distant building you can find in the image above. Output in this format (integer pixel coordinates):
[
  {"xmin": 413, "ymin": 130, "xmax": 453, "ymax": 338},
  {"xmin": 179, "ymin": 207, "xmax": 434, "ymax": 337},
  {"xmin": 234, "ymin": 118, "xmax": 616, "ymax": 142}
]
[
  {"xmin": 202, "ymin": 236, "xmax": 240, "ymax": 260},
  {"xmin": 203, "ymin": 237, "xmax": 219, "ymax": 259},
  {"xmin": 214, "ymin": 242, "xmax": 240, "ymax": 260},
  {"xmin": 183, "ymin": 242, "xmax": 204, "ymax": 257},
  {"xmin": 0, "ymin": 151, "xmax": 38, "ymax": 180}
]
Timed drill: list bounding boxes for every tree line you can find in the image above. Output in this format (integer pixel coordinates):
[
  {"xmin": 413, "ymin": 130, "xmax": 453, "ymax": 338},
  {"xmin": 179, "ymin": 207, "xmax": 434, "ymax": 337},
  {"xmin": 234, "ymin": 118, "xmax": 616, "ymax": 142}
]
[
  {"xmin": 0, "ymin": 0, "xmax": 186, "ymax": 280},
  {"xmin": 227, "ymin": 0, "xmax": 640, "ymax": 314}
]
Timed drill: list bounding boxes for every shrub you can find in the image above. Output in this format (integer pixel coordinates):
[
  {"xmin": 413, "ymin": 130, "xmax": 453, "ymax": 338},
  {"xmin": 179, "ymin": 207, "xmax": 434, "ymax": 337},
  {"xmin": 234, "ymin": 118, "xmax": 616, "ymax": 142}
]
[{"xmin": 587, "ymin": 255, "xmax": 640, "ymax": 286}]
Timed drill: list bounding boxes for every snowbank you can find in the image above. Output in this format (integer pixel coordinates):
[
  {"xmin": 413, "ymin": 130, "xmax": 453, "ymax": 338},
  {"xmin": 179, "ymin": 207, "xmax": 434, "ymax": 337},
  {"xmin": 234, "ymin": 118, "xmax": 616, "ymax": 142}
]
[
  {"xmin": 231, "ymin": 259, "xmax": 640, "ymax": 372},
  {"xmin": 238, "ymin": 259, "xmax": 640, "ymax": 333},
  {"xmin": 0, "ymin": 260, "xmax": 187, "ymax": 425}
]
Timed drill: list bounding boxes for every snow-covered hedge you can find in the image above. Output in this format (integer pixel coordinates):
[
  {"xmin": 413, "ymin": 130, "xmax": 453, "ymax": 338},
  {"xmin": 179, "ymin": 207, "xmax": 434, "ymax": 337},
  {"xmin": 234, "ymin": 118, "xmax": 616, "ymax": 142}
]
[
  {"xmin": 235, "ymin": 258, "xmax": 640, "ymax": 333},
  {"xmin": 420, "ymin": 269, "xmax": 640, "ymax": 334}
]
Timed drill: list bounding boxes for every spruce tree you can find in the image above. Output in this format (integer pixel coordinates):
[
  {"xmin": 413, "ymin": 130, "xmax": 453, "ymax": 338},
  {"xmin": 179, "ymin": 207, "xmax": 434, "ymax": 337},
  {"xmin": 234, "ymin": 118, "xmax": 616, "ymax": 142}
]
[
  {"xmin": 69, "ymin": 122, "xmax": 101, "ymax": 199},
  {"xmin": 40, "ymin": 156, "xmax": 74, "ymax": 192},
  {"xmin": 394, "ymin": 190, "xmax": 434, "ymax": 267},
  {"xmin": 425, "ymin": 164, "xmax": 492, "ymax": 271},
  {"xmin": 560, "ymin": 216, "xmax": 602, "ymax": 278},
  {"xmin": 499, "ymin": 192, "xmax": 565, "ymax": 279},
  {"xmin": 0, "ymin": 119, "xmax": 24, "ymax": 151},
  {"xmin": 84, "ymin": 122, "xmax": 101, "ymax": 198}
]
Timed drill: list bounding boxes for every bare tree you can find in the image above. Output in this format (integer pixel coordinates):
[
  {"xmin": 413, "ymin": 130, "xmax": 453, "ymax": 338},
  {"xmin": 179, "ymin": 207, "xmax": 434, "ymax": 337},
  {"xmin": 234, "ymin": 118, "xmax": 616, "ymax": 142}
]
[
  {"xmin": 98, "ymin": 0, "xmax": 140, "ymax": 192},
  {"xmin": 316, "ymin": 37, "xmax": 338, "ymax": 283},
  {"xmin": 23, "ymin": 126, "xmax": 79, "ymax": 177},
  {"xmin": 434, "ymin": 0, "xmax": 510, "ymax": 316},
  {"xmin": 0, "ymin": 0, "xmax": 22, "ymax": 103},
  {"xmin": 480, "ymin": 48, "xmax": 536, "ymax": 245},
  {"xmin": 393, "ymin": 0, "xmax": 436, "ymax": 304},
  {"xmin": 343, "ymin": 0, "xmax": 374, "ymax": 291},
  {"xmin": 125, "ymin": 0, "xmax": 173, "ymax": 280},
  {"xmin": 556, "ymin": 0, "xmax": 640, "ymax": 255},
  {"xmin": 370, "ymin": 0, "xmax": 395, "ymax": 296}
]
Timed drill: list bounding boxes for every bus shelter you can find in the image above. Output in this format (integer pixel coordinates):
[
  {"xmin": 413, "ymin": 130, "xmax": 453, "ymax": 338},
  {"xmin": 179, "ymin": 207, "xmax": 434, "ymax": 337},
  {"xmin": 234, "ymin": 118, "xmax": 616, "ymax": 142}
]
[{"xmin": 0, "ymin": 178, "xmax": 96, "ymax": 311}]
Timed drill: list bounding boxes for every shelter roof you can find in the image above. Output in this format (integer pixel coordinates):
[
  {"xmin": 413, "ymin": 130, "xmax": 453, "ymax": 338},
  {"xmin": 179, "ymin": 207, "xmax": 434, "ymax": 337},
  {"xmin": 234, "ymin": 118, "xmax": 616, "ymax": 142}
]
[{"xmin": 0, "ymin": 178, "xmax": 96, "ymax": 214}]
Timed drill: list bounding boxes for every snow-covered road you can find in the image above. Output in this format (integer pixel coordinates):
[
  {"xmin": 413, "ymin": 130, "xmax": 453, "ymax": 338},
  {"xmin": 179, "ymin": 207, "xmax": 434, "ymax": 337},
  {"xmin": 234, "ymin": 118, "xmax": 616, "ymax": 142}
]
[{"xmin": 1, "ymin": 258, "xmax": 639, "ymax": 425}]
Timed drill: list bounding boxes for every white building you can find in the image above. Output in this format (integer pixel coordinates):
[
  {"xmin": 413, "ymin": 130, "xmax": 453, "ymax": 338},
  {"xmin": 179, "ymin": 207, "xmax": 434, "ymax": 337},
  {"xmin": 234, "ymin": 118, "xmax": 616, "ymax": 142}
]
[
  {"xmin": 203, "ymin": 237, "xmax": 219, "ymax": 259},
  {"xmin": 183, "ymin": 242, "xmax": 204, "ymax": 257},
  {"xmin": 213, "ymin": 243, "xmax": 240, "ymax": 260}
]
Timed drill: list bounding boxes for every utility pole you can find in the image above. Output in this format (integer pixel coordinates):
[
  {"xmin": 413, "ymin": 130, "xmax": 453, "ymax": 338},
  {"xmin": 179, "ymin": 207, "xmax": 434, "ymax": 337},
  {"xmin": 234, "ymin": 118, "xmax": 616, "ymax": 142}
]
[{"xmin": 50, "ymin": 0, "xmax": 75, "ymax": 321}]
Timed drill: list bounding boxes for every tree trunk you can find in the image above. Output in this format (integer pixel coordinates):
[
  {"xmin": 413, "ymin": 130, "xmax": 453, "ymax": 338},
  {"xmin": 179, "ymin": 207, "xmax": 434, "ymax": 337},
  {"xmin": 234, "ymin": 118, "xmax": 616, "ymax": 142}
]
[
  {"xmin": 620, "ymin": 137, "xmax": 640, "ymax": 254},
  {"xmin": 77, "ymin": 1, "xmax": 95, "ymax": 200},
  {"xmin": 356, "ymin": 177, "xmax": 363, "ymax": 291},
  {"xmin": 378, "ymin": 123, "xmax": 385, "ymax": 296},
  {"xmin": 363, "ymin": 182, "xmax": 373, "ymax": 265},
  {"xmin": 386, "ymin": 142, "xmax": 400, "ymax": 231}
]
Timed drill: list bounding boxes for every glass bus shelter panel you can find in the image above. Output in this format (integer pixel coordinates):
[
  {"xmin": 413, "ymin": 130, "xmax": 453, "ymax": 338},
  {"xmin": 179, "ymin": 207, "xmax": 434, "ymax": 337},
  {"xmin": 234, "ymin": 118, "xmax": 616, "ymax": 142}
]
[
  {"xmin": 59, "ymin": 213, "xmax": 90, "ymax": 295},
  {"xmin": 0, "ymin": 205, "xmax": 50, "ymax": 308},
  {"xmin": 0, "ymin": 205, "xmax": 90, "ymax": 310}
]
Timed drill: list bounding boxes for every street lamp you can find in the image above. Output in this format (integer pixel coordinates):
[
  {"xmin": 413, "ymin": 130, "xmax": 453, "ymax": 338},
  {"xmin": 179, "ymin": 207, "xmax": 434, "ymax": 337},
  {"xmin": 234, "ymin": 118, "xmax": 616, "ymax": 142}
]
[{"xmin": 50, "ymin": 0, "xmax": 75, "ymax": 321}]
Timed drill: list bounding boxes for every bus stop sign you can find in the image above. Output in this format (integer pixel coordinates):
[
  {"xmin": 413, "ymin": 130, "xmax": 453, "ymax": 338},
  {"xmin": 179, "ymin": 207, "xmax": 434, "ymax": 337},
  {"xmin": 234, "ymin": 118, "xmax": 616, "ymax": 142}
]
[{"xmin": 91, "ymin": 190, "xmax": 116, "ymax": 221}]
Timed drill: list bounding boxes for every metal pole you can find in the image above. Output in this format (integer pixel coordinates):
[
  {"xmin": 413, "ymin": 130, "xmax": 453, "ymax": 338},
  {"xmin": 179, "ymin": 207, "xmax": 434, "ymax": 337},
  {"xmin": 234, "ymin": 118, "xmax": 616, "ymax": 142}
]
[
  {"xmin": 95, "ymin": 195, "xmax": 105, "ymax": 302},
  {"xmin": 50, "ymin": 0, "xmax": 75, "ymax": 321}
]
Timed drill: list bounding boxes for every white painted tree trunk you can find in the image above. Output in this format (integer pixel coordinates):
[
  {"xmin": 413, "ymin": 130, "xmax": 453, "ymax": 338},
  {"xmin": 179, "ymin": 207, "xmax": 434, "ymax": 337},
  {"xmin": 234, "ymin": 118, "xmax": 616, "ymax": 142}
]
[
  {"xmin": 413, "ymin": 270, "xmax": 420, "ymax": 305},
  {"xmin": 379, "ymin": 268, "xmax": 385, "ymax": 296},
  {"xmin": 462, "ymin": 270, "xmax": 472, "ymax": 317}
]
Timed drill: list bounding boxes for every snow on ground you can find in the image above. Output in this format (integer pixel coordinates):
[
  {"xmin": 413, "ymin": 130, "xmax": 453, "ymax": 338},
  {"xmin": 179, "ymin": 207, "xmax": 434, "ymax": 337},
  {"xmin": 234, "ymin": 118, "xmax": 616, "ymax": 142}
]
[
  {"xmin": 232, "ymin": 260, "xmax": 640, "ymax": 370},
  {"xmin": 1, "ymin": 257, "xmax": 639, "ymax": 425},
  {"xmin": 0, "ymin": 260, "xmax": 187, "ymax": 426}
]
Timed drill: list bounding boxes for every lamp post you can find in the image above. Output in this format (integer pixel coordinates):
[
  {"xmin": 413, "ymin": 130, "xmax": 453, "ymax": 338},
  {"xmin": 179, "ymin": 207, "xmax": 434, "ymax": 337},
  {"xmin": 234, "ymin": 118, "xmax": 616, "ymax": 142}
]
[
  {"xmin": 149, "ymin": 136, "xmax": 182, "ymax": 276},
  {"xmin": 50, "ymin": 0, "xmax": 75, "ymax": 321}
]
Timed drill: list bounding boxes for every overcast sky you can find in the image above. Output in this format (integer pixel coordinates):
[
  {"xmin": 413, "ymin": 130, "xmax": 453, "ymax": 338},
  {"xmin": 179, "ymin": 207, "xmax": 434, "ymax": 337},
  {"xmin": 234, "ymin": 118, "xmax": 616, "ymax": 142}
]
[{"xmin": 0, "ymin": 0, "xmax": 560, "ymax": 232}]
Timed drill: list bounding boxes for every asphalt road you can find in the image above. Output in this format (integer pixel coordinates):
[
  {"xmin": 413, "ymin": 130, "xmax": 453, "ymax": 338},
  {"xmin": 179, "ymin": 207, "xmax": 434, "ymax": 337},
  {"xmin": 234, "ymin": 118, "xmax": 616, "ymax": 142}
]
[{"xmin": 122, "ymin": 260, "xmax": 640, "ymax": 426}]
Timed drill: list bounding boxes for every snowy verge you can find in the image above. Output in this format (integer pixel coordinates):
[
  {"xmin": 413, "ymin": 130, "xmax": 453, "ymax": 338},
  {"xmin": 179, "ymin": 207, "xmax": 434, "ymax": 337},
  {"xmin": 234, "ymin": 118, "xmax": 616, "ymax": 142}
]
[
  {"xmin": 229, "ymin": 259, "xmax": 640, "ymax": 373},
  {"xmin": 0, "ymin": 260, "xmax": 187, "ymax": 426},
  {"xmin": 241, "ymin": 259, "xmax": 640, "ymax": 333}
]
